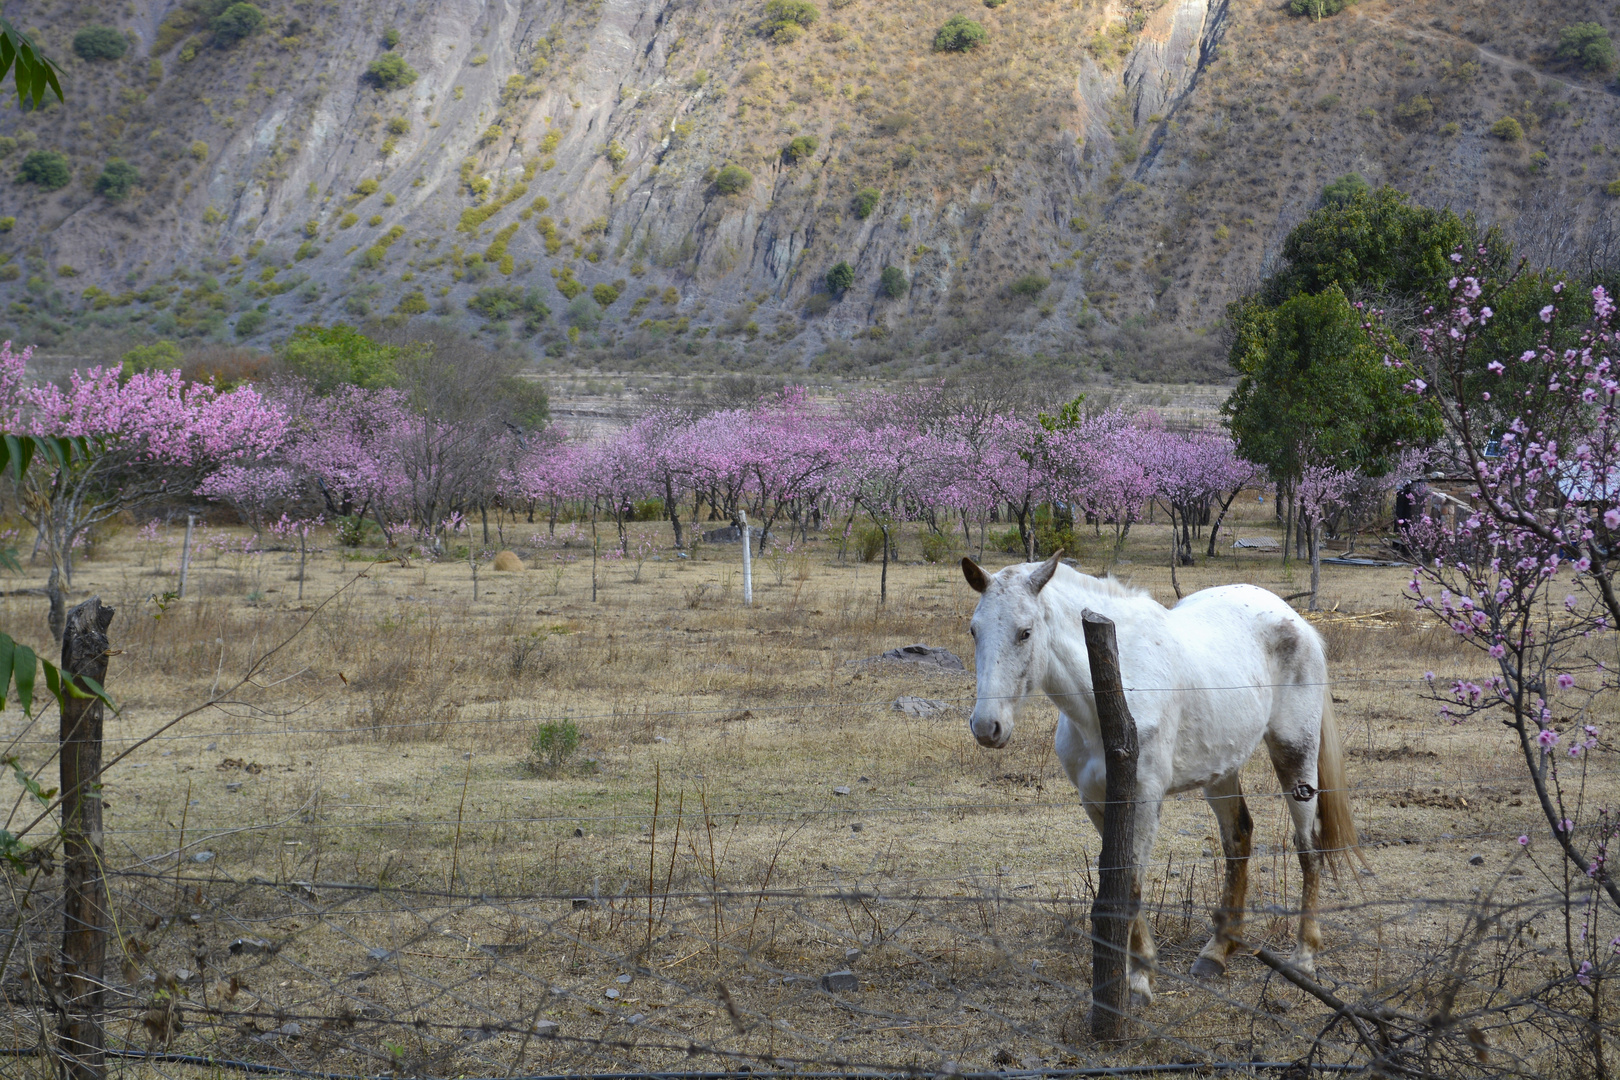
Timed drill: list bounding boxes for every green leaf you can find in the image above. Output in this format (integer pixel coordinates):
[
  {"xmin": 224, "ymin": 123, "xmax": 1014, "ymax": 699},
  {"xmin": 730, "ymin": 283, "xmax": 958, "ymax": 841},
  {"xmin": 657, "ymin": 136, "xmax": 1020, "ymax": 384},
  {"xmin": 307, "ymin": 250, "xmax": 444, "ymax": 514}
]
[
  {"xmin": 6, "ymin": 756, "xmax": 52, "ymax": 806},
  {"xmin": 0, "ymin": 635, "xmax": 11, "ymax": 711},
  {"xmin": 12, "ymin": 645, "xmax": 35, "ymax": 716}
]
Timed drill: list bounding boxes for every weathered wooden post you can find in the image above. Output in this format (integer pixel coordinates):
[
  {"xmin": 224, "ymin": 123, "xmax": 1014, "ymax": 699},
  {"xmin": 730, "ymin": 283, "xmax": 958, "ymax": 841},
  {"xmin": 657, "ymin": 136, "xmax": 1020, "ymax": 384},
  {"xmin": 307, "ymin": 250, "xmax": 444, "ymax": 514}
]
[
  {"xmin": 58, "ymin": 597, "xmax": 114, "ymax": 1080},
  {"xmin": 740, "ymin": 511, "xmax": 753, "ymax": 607},
  {"xmin": 1082, "ymin": 609, "xmax": 1139, "ymax": 1042},
  {"xmin": 177, "ymin": 514, "xmax": 194, "ymax": 599}
]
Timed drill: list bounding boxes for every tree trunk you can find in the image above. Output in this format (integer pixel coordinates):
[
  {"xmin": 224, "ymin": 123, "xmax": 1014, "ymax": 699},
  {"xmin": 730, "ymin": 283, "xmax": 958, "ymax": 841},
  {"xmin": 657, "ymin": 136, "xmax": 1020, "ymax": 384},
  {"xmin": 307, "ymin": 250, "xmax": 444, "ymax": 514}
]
[
  {"xmin": 46, "ymin": 567, "xmax": 65, "ymax": 642},
  {"xmin": 1206, "ymin": 488, "xmax": 1242, "ymax": 558},
  {"xmin": 58, "ymin": 597, "xmax": 115, "ymax": 1080},
  {"xmin": 664, "ymin": 476, "xmax": 684, "ymax": 549},
  {"xmin": 1308, "ymin": 519, "xmax": 1322, "ymax": 612},
  {"xmin": 880, "ymin": 523, "xmax": 889, "ymax": 606}
]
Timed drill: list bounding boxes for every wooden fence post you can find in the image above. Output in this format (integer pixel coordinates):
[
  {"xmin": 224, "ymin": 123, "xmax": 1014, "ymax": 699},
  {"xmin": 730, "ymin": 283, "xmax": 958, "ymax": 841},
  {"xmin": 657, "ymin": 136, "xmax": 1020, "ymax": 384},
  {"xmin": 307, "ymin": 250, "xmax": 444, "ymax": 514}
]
[
  {"xmin": 1082, "ymin": 609, "xmax": 1139, "ymax": 1042},
  {"xmin": 740, "ymin": 511, "xmax": 753, "ymax": 607},
  {"xmin": 177, "ymin": 514, "xmax": 194, "ymax": 599},
  {"xmin": 58, "ymin": 597, "xmax": 114, "ymax": 1080}
]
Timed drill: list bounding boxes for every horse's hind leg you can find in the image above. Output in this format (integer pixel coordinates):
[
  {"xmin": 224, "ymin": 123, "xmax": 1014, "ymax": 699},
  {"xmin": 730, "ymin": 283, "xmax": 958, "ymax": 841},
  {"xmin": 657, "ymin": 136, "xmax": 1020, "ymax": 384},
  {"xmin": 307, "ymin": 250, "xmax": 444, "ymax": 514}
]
[
  {"xmin": 1192, "ymin": 773, "xmax": 1252, "ymax": 979},
  {"xmin": 1266, "ymin": 736, "xmax": 1325, "ymax": 978}
]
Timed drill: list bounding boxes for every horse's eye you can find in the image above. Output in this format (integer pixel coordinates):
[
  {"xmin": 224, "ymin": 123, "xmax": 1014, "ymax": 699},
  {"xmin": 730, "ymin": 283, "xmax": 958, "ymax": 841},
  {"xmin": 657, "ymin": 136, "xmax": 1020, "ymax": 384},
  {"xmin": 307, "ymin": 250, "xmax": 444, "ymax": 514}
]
[{"xmin": 1017, "ymin": 628, "xmax": 1032, "ymax": 642}]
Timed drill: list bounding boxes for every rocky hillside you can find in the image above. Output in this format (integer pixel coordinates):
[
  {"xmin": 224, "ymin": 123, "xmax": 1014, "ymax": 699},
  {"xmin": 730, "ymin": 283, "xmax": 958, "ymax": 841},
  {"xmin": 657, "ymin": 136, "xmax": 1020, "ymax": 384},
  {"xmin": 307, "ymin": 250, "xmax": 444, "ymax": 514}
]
[{"xmin": 1, "ymin": 0, "xmax": 1617, "ymax": 379}]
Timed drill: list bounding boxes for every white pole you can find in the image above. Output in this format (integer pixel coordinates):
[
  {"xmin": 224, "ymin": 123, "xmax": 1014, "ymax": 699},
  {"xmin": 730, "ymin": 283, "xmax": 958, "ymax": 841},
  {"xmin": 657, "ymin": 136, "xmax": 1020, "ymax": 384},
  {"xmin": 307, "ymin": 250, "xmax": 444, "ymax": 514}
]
[
  {"xmin": 178, "ymin": 514, "xmax": 194, "ymax": 598},
  {"xmin": 740, "ymin": 510, "xmax": 753, "ymax": 607}
]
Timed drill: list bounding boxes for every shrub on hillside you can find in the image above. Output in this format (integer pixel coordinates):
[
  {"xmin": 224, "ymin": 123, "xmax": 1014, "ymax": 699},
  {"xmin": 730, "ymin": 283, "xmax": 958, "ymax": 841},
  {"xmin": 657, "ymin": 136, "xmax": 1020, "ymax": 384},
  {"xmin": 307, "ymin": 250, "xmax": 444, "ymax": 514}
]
[
  {"xmin": 852, "ymin": 187, "xmax": 880, "ymax": 218},
  {"xmin": 367, "ymin": 53, "xmax": 419, "ymax": 90},
  {"xmin": 122, "ymin": 339, "xmax": 183, "ymax": 372},
  {"xmin": 934, "ymin": 15, "xmax": 987, "ymax": 51},
  {"xmin": 713, "ymin": 164, "xmax": 753, "ymax": 195},
  {"xmin": 73, "ymin": 26, "xmax": 128, "ymax": 61},
  {"xmin": 1286, "ymin": 0, "xmax": 1352, "ymax": 15},
  {"xmin": 382, "ymin": 27, "xmax": 401, "ymax": 49},
  {"xmin": 592, "ymin": 283, "xmax": 620, "ymax": 307},
  {"xmin": 826, "ymin": 260, "xmax": 854, "ymax": 293},
  {"xmin": 763, "ymin": 0, "xmax": 819, "ymax": 43},
  {"xmin": 1557, "ymin": 22, "xmax": 1617, "ymax": 72},
  {"xmin": 1008, "ymin": 273, "xmax": 1049, "ymax": 301},
  {"xmin": 211, "ymin": 3, "xmax": 265, "ymax": 46},
  {"xmin": 783, "ymin": 135, "xmax": 819, "ymax": 163},
  {"xmin": 234, "ymin": 308, "xmax": 268, "ymax": 338},
  {"xmin": 17, "ymin": 151, "xmax": 71, "ymax": 191},
  {"xmin": 804, "ymin": 293, "xmax": 832, "ymax": 315},
  {"xmin": 1320, "ymin": 171, "xmax": 1368, "ymax": 207},
  {"xmin": 878, "ymin": 265, "xmax": 908, "ymax": 298},
  {"xmin": 1393, "ymin": 94, "xmax": 1433, "ymax": 129},
  {"xmin": 1490, "ymin": 117, "xmax": 1525, "ymax": 141},
  {"xmin": 94, "ymin": 158, "xmax": 140, "ymax": 201}
]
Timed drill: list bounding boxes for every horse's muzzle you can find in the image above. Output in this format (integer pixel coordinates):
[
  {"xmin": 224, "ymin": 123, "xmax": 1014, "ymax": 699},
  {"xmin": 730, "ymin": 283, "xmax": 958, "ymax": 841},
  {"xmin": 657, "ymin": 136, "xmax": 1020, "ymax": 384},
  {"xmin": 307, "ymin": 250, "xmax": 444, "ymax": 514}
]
[{"xmin": 971, "ymin": 716, "xmax": 1010, "ymax": 749}]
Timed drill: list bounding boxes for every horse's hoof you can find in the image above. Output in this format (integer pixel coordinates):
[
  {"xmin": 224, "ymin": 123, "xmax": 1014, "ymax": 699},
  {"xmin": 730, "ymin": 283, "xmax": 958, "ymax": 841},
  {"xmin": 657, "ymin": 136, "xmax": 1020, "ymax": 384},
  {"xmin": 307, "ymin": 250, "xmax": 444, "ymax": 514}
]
[
  {"xmin": 1190, "ymin": 957, "xmax": 1226, "ymax": 980},
  {"xmin": 1130, "ymin": 991, "xmax": 1154, "ymax": 1009}
]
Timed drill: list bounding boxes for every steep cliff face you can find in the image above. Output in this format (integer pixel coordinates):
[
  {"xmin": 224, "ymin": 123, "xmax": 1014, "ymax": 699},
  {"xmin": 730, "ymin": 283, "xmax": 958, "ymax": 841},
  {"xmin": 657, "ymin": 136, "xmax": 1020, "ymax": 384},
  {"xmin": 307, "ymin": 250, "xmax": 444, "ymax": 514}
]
[{"xmin": 1, "ymin": 0, "xmax": 1616, "ymax": 377}]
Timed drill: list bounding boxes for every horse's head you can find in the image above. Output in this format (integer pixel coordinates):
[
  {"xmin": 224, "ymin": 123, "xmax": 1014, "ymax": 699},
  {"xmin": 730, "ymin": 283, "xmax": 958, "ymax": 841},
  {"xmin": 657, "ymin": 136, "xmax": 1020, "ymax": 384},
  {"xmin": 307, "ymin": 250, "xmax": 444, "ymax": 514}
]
[{"xmin": 961, "ymin": 551, "xmax": 1062, "ymax": 749}]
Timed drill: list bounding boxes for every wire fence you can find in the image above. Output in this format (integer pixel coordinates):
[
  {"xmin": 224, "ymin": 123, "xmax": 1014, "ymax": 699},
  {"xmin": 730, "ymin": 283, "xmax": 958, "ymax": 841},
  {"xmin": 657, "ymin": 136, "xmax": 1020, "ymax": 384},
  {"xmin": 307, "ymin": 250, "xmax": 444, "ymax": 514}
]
[{"xmin": 0, "ymin": 584, "xmax": 1609, "ymax": 1080}]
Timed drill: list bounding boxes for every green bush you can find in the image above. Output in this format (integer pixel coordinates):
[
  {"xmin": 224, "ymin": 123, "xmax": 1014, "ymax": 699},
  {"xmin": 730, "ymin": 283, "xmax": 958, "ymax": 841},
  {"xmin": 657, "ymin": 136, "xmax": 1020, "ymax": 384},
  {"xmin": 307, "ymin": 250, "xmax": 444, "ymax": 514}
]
[
  {"xmin": 1286, "ymin": 0, "xmax": 1351, "ymax": 15},
  {"xmin": 0, "ymin": 137, "xmax": 15, "ymax": 158},
  {"xmin": 764, "ymin": 0, "xmax": 819, "ymax": 42},
  {"xmin": 1393, "ymin": 94, "xmax": 1433, "ymax": 129},
  {"xmin": 592, "ymin": 283, "xmax": 620, "ymax": 307},
  {"xmin": 1008, "ymin": 273, "xmax": 1049, "ymax": 300},
  {"xmin": 281, "ymin": 323, "xmax": 401, "ymax": 392},
  {"xmin": 73, "ymin": 26, "xmax": 128, "ymax": 61},
  {"xmin": 355, "ymin": 177, "xmax": 379, "ymax": 195},
  {"xmin": 17, "ymin": 151, "xmax": 71, "ymax": 191},
  {"xmin": 1490, "ymin": 117, "xmax": 1525, "ymax": 141},
  {"xmin": 395, "ymin": 290, "xmax": 429, "ymax": 314},
  {"xmin": 934, "ymin": 15, "xmax": 987, "ymax": 51},
  {"xmin": 714, "ymin": 163, "xmax": 753, "ymax": 195},
  {"xmin": 382, "ymin": 27, "xmax": 401, "ymax": 49},
  {"xmin": 468, "ymin": 285, "xmax": 549, "ymax": 326},
  {"xmin": 234, "ymin": 308, "xmax": 268, "ymax": 338},
  {"xmin": 0, "ymin": 217, "xmax": 13, "ymax": 233},
  {"xmin": 528, "ymin": 719, "xmax": 585, "ymax": 774},
  {"xmin": 854, "ymin": 523, "xmax": 885, "ymax": 562},
  {"xmin": 1607, "ymin": 178, "xmax": 1620, "ymax": 197},
  {"xmin": 852, "ymin": 187, "xmax": 880, "ymax": 218},
  {"xmin": 386, "ymin": 116, "xmax": 411, "ymax": 136},
  {"xmin": 783, "ymin": 135, "xmax": 819, "ymax": 163},
  {"xmin": 1320, "ymin": 171, "xmax": 1368, "ymax": 207},
  {"xmin": 919, "ymin": 531, "xmax": 954, "ymax": 563},
  {"xmin": 367, "ymin": 53, "xmax": 419, "ymax": 90},
  {"xmin": 94, "ymin": 158, "xmax": 140, "ymax": 201},
  {"xmin": 211, "ymin": 3, "xmax": 266, "ymax": 45},
  {"xmin": 878, "ymin": 265, "xmax": 908, "ymax": 298},
  {"xmin": 826, "ymin": 260, "xmax": 854, "ymax": 293},
  {"xmin": 804, "ymin": 292, "xmax": 832, "ymax": 315},
  {"xmin": 122, "ymin": 339, "xmax": 182, "ymax": 372},
  {"xmin": 1557, "ymin": 22, "xmax": 1618, "ymax": 72}
]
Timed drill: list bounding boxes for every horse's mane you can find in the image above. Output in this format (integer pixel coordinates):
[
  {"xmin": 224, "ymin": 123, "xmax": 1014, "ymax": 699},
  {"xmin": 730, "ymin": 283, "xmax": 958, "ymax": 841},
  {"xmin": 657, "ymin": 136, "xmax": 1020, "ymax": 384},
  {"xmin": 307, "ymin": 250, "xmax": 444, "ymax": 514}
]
[{"xmin": 1063, "ymin": 567, "xmax": 1155, "ymax": 603}]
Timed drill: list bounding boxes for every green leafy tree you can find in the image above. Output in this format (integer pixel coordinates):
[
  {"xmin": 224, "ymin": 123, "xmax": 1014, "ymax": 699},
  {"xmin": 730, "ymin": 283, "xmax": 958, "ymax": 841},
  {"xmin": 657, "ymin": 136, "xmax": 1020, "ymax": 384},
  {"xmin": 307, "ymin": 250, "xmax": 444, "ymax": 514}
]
[
  {"xmin": 211, "ymin": 3, "xmax": 265, "ymax": 46},
  {"xmin": 16, "ymin": 150, "xmax": 70, "ymax": 190},
  {"xmin": 878, "ymin": 265, "xmax": 908, "ymax": 298},
  {"xmin": 93, "ymin": 157, "xmax": 139, "ymax": 200},
  {"xmin": 367, "ymin": 53, "xmax": 418, "ymax": 89},
  {"xmin": 280, "ymin": 323, "xmax": 402, "ymax": 392},
  {"xmin": 1223, "ymin": 285, "xmax": 1440, "ymax": 484},
  {"xmin": 1008, "ymin": 273, "xmax": 1049, "ymax": 300},
  {"xmin": 72, "ymin": 26, "xmax": 127, "ymax": 61},
  {"xmin": 763, "ymin": 0, "xmax": 819, "ymax": 42},
  {"xmin": 852, "ymin": 187, "xmax": 880, "ymax": 218},
  {"xmin": 0, "ymin": 16, "xmax": 64, "ymax": 109},
  {"xmin": 1557, "ymin": 22, "xmax": 1618, "ymax": 72},
  {"xmin": 1490, "ymin": 116, "xmax": 1525, "ymax": 141},
  {"xmin": 934, "ymin": 15, "xmax": 987, "ymax": 51},
  {"xmin": 1260, "ymin": 183, "xmax": 1481, "ymax": 309},
  {"xmin": 825, "ymin": 261, "xmax": 854, "ymax": 294},
  {"xmin": 591, "ymin": 283, "xmax": 620, "ymax": 307}
]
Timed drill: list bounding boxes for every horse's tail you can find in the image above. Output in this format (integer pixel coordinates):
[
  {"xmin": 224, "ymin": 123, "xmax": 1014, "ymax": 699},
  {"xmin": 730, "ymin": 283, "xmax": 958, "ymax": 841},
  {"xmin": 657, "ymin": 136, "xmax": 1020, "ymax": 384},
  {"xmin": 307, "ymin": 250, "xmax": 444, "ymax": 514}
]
[{"xmin": 1317, "ymin": 687, "xmax": 1367, "ymax": 876}]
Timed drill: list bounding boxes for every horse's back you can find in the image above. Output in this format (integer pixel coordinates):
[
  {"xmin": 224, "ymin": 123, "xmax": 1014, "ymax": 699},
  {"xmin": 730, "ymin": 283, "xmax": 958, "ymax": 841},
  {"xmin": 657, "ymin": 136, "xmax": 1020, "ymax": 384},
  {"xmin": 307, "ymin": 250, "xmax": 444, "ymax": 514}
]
[{"xmin": 1169, "ymin": 583, "xmax": 1324, "ymax": 680}]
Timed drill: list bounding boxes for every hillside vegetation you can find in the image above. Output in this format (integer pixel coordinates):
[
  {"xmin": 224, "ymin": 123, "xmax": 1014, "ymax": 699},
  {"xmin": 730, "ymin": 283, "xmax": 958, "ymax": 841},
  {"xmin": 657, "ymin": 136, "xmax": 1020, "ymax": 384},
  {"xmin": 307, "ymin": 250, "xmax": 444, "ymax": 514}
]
[{"xmin": 1, "ymin": 0, "xmax": 1618, "ymax": 379}]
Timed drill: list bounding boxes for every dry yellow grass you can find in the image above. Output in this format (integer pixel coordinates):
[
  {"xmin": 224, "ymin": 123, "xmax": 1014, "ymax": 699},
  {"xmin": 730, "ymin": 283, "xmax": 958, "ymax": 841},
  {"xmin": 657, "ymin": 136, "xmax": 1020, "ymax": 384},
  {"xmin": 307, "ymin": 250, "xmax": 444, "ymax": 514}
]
[{"xmin": 0, "ymin": 497, "xmax": 1610, "ymax": 1077}]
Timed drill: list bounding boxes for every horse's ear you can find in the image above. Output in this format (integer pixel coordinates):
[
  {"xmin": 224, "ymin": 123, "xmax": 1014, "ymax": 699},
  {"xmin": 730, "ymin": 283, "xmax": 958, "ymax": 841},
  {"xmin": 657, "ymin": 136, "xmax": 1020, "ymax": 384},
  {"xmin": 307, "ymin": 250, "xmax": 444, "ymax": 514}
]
[
  {"xmin": 961, "ymin": 556, "xmax": 990, "ymax": 594},
  {"xmin": 1027, "ymin": 550, "xmax": 1063, "ymax": 595}
]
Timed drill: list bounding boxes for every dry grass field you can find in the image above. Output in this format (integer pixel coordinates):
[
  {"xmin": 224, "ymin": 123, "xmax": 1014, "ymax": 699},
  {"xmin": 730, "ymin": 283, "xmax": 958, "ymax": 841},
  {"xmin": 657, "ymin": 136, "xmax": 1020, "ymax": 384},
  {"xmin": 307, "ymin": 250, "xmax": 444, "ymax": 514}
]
[{"xmin": 0, "ymin": 496, "xmax": 1611, "ymax": 1078}]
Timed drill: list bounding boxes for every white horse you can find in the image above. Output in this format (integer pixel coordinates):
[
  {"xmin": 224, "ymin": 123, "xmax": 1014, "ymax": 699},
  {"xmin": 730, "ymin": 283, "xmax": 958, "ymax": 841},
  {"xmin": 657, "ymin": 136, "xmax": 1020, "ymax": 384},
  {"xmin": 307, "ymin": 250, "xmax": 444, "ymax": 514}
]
[{"xmin": 961, "ymin": 552, "xmax": 1360, "ymax": 1001}]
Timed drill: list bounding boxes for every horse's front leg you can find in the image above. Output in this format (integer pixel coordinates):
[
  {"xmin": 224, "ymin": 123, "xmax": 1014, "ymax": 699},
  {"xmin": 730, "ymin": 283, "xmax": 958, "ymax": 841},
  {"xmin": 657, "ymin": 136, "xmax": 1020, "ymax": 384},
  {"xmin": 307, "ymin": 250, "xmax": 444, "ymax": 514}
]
[
  {"xmin": 1125, "ymin": 786, "xmax": 1164, "ymax": 1005},
  {"xmin": 1192, "ymin": 772, "xmax": 1252, "ymax": 979}
]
